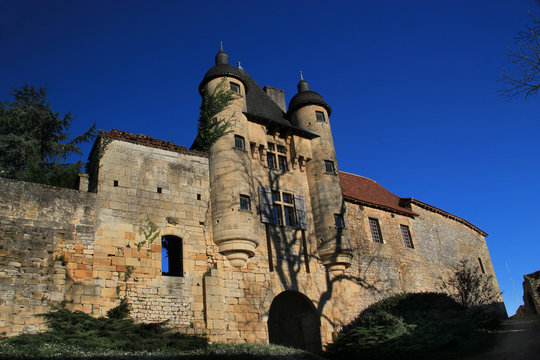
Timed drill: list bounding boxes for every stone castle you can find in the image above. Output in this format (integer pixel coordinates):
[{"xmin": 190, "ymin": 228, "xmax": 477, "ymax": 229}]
[{"xmin": 0, "ymin": 48, "xmax": 503, "ymax": 352}]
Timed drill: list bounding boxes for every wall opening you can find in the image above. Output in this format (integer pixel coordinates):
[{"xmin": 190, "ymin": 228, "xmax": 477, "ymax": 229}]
[
  {"xmin": 268, "ymin": 291, "xmax": 322, "ymax": 354},
  {"xmin": 161, "ymin": 235, "xmax": 183, "ymax": 276}
]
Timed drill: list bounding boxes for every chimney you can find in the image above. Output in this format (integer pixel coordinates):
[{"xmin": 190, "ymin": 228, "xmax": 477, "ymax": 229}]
[{"xmin": 263, "ymin": 86, "xmax": 286, "ymax": 113}]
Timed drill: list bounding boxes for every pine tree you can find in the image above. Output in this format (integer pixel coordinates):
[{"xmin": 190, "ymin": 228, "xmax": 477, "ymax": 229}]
[{"xmin": 0, "ymin": 84, "xmax": 96, "ymax": 188}]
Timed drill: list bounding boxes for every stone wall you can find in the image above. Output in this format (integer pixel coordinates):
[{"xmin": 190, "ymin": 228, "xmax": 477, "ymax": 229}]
[
  {"xmin": 0, "ymin": 178, "xmax": 96, "ymax": 336},
  {"xmin": 340, "ymin": 200, "xmax": 503, "ymax": 327},
  {"xmin": 0, "ymin": 136, "xmax": 504, "ymax": 345},
  {"xmin": 523, "ymin": 271, "xmax": 540, "ymax": 315},
  {"xmin": 88, "ymin": 138, "xmax": 211, "ymax": 331}
]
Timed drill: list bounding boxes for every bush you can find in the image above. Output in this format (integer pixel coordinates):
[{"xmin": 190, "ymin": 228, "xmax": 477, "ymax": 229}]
[
  {"xmin": 0, "ymin": 304, "xmax": 207, "ymax": 356},
  {"xmin": 325, "ymin": 292, "xmax": 499, "ymax": 360},
  {"xmin": 106, "ymin": 298, "xmax": 131, "ymax": 319}
]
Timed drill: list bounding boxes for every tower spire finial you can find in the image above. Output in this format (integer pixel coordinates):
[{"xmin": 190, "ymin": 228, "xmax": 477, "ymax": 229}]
[
  {"xmin": 215, "ymin": 42, "xmax": 229, "ymax": 65},
  {"xmin": 297, "ymin": 71, "xmax": 310, "ymax": 92}
]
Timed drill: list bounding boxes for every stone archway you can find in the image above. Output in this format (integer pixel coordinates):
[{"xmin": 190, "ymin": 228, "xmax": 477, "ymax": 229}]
[{"xmin": 267, "ymin": 291, "xmax": 322, "ymax": 354}]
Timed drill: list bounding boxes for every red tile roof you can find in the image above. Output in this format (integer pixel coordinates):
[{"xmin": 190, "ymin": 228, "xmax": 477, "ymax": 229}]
[
  {"xmin": 339, "ymin": 171, "xmax": 416, "ymax": 216},
  {"xmin": 340, "ymin": 171, "xmax": 487, "ymax": 236}
]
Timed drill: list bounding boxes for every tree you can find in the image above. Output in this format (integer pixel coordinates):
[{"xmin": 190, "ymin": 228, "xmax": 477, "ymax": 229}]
[
  {"xmin": 0, "ymin": 84, "xmax": 96, "ymax": 188},
  {"xmin": 501, "ymin": 1, "xmax": 540, "ymax": 99},
  {"xmin": 439, "ymin": 259, "xmax": 501, "ymax": 308}
]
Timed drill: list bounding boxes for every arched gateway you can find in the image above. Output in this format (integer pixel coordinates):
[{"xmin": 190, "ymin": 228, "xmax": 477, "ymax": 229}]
[{"xmin": 267, "ymin": 291, "xmax": 322, "ymax": 354}]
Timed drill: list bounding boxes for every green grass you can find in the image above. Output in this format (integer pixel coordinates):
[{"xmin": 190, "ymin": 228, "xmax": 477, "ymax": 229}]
[{"xmin": 324, "ymin": 292, "xmax": 501, "ymax": 360}]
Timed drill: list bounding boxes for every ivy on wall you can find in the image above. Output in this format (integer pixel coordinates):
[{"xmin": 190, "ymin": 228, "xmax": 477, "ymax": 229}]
[{"xmin": 190, "ymin": 79, "xmax": 238, "ymax": 152}]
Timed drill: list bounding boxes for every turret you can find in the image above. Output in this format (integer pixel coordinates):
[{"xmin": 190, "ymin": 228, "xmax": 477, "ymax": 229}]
[
  {"xmin": 287, "ymin": 74, "xmax": 353, "ymax": 274},
  {"xmin": 199, "ymin": 46, "xmax": 259, "ymax": 267}
]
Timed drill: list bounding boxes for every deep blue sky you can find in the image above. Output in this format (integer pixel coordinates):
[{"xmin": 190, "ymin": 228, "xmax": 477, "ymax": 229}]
[{"xmin": 1, "ymin": 0, "xmax": 538, "ymax": 316}]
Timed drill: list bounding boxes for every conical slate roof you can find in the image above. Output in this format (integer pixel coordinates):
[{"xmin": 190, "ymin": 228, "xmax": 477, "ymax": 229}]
[
  {"xmin": 199, "ymin": 47, "xmax": 246, "ymax": 94},
  {"xmin": 287, "ymin": 78, "xmax": 332, "ymax": 116}
]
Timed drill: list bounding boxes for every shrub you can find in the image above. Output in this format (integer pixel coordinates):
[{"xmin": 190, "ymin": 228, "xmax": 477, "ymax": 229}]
[
  {"xmin": 325, "ymin": 292, "xmax": 499, "ymax": 360},
  {"xmin": 1, "ymin": 303, "xmax": 207, "ymax": 355},
  {"xmin": 439, "ymin": 259, "xmax": 501, "ymax": 307},
  {"xmin": 106, "ymin": 298, "xmax": 131, "ymax": 320}
]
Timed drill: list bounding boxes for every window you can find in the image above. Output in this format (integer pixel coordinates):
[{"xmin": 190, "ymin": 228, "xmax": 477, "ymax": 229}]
[
  {"xmin": 267, "ymin": 152, "xmax": 276, "ymax": 169},
  {"xmin": 400, "ymin": 225, "xmax": 414, "ymax": 248},
  {"xmin": 259, "ymin": 187, "xmax": 307, "ymax": 229},
  {"xmin": 230, "ymin": 82, "xmax": 240, "ymax": 94},
  {"xmin": 369, "ymin": 218, "xmax": 383, "ymax": 243},
  {"xmin": 278, "ymin": 155, "xmax": 288, "ymax": 171},
  {"xmin": 334, "ymin": 214, "xmax": 345, "ymax": 228},
  {"xmin": 270, "ymin": 190, "xmax": 295, "ymax": 226},
  {"xmin": 478, "ymin": 258, "xmax": 486, "ymax": 274},
  {"xmin": 284, "ymin": 206, "xmax": 295, "ymax": 226},
  {"xmin": 234, "ymin": 135, "xmax": 245, "ymax": 150},
  {"xmin": 240, "ymin": 194, "xmax": 251, "ymax": 210},
  {"xmin": 267, "ymin": 142, "xmax": 288, "ymax": 171},
  {"xmin": 161, "ymin": 235, "xmax": 183, "ymax": 277},
  {"xmin": 316, "ymin": 111, "xmax": 325, "ymax": 122},
  {"xmin": 113, "ymin": 180, "xmax": 119, "ymax": 187},
  {"xmin": 325, "ymin": 160, "xmax": 335, "ymax": 174}
]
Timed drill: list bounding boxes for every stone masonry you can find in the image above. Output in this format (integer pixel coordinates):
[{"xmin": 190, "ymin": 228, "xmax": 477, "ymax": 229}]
[{"xmin": 0, "ymin": 48, "xmax": 504, "ymax": 350}]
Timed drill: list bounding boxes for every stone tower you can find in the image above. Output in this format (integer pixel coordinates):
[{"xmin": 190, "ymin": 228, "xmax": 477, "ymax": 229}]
[
  {"xmin": 199, "ymin": 47, "xmax": 259, "ymax": 267},
  {"xmin": 287, "ymin": 76, "xmax": 353, "ymax": 273}
]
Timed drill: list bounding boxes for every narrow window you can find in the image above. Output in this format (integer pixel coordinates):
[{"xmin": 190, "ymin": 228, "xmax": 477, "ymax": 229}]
[
  {"xmin": 316, "ymin": 111, "xmax": 325, "ymax": 122},
  {"xmin": 369, "ymin": 218, "xmax": 383, "ymax": 243},
  {"xmin": 278, "ymin": 155, "xmax": 288, "ymax": 171},
  {"xmin": 284, "ymin": 206, "xmax": 295, "ymax": 226},
  {"xmin": 113, "ymin": 180, "xmax": 119, "ymax": 187},
  {"xmin": 325, "ymin": 160, "xmax": 335, "ymax": 173},
  {"xmin": 272, "ymin": 204, "xmax": 283, "ymax": 225},
  {"xmin": 400, "ymin": 225, "xmax": 414, "ymax": 248},
  {"xmin": 234, "ymin": 135, "xmax": 245, "ymax": 149},
  {"xmin": 334, "ymin": 214, "xmax": 345, "ymax": 228},
  {"xmin": 197, "ymin": 194, "xmax": 201, "ymax": 200},
  {"xmin": 230, "ymin": 82, "xmax": 240, "ymax": 94},
  {"xmin": 161, "ymin": 235, "xmax": 183, "ymax": 277},
  {"xmin": 267, "ymin": 152, "xmax": 276, "ymax": 169},
  {"xmin": 478, "ymin": 258, "xmax": 486, "ymax": 274},
  {"xmin": 239, "ymin": 194, "xmax": 251, "ymax": 210}
]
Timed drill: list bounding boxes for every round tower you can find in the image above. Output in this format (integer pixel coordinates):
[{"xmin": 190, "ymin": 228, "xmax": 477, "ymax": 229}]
[
  {"xmin": 287, "ymin": 76, "xmax": 353, "ymax": 273},
  {"xmin": 199, "ymin": 46, "xmax": 259, "ymax": 268}
]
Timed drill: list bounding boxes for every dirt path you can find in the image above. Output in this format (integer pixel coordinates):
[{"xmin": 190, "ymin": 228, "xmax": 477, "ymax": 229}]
[{"xmin": 464, "ymin": 316, "xmax": 540, "ymax": 360}]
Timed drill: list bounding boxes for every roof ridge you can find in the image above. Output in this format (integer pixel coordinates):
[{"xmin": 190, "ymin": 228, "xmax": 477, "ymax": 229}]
[{"xmin": 339, "ymin": 171, "xmax": 377, "ymax": 183}]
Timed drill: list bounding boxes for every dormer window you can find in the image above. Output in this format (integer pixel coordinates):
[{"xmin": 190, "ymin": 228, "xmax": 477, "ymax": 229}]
[
  {"xmin": 316, "ymin": 111, "xmax": 325, "ymax": 122},
  {"xmin": 230, "ymin": 82, "xmax": 240, "ymax": 94}
]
